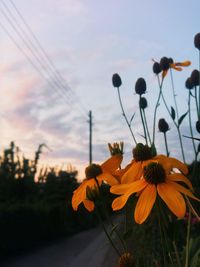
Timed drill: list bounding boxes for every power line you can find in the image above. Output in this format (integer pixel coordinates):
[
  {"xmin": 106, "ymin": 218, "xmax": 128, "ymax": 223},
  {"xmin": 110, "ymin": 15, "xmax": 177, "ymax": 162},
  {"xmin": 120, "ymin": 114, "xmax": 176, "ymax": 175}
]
[
  {"xmin": 8, "ymin": 0, "xmax": 87, "ymax": 115},
  {"xmin": 0, "ymin": 0, "xmax": 88, "ymax": 119}
]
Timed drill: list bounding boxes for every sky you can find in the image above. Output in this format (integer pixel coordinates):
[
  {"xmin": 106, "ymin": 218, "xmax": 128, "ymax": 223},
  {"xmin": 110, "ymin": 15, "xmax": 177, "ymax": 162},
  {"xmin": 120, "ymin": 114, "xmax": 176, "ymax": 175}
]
[{"xmin": 0, "ymin": 0, "xmax": 200, "ymax": 180}]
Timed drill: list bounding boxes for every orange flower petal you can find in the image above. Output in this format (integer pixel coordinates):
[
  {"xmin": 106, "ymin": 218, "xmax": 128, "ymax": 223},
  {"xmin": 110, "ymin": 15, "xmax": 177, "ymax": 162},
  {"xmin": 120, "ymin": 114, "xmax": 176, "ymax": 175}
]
[
  {"xmin": 167, "ymin": 173, "xmax": 193, "ymax": 190},
  {"xmin": 134, "ymin": 184, "xmax": 156, "ymax": 224},
  {"xmin": 162, "ymin": 70, "xmax": 168, "ymax": 78},
  {"xmin": 101, "ymin": 154, "xmax": 123, "ymax": 173},
  {"xmin": 72, "ymin": 182, "xmax": 87, "ymax": 210},
  {"xmin": 121, "ymin": 161, "xmax": 143, "ymax": 183},
  {"xmin": 83, "ymin": 199, "xmax": 95, "ymax": 212},
  {"xmin": 167, "ymin": 181, "xmax": 200, "ymax": 202},
  {"xmin": 159, "ymin": 155, "xmax": 188, "ymax": 174},
  {"xmin": 111, "ymin": 180, "xmax": 147, "ymax": 211},
  {"xmin": 157, "ymin": 182, "xmax": 186, "ymax": 218},
  {"xmin": 176, "ymin": 61, "xmax": 191, "ymax": 67},
  {"xmin": 98, "ymin": 173, "xmax": 119, "ymax": 186}
]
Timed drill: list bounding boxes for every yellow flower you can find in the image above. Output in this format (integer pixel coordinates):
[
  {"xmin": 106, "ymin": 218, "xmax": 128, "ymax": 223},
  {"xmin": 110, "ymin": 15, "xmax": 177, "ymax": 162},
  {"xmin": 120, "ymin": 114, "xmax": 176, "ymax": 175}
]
[
  {"xmin": 72, "ymin": 154, "xmax": 122, "ymax": 212},
  {"xmin": 111, "ymin": 156, "xmax": 199, "ymax": 224}
]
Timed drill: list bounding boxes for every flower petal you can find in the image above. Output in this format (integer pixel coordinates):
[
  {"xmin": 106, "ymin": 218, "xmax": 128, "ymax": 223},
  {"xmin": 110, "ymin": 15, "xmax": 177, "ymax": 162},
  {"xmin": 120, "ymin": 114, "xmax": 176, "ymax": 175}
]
[
  {"xmin": 176, "ymin": 61, "xmax": 191, "ymax": 67},
  {"xmin": 157, "ymin": 182, "xmax": 186, "ymax": 218},
  {"xmin": 83, "ymin": 199, "xmax": 95, "ymax": 212},
  {"xmin": 157, "ymin": 155, "xmax": 188, "ymax": 174},
  {"xmin": 134, "ymin": 184, "xmax": 157, "ymax": 224},
  {"xmin": 101, "ymin": 154, "xmax": 122, "ymax": 173},
  {"xmin": 167, "ymin": 181, "xmax": 200, "ymax": 202},
  {"xmin": 121, "ymin": 161, "xmax": 143, "ymax": 183},
  {"xmin": 167, "ymin": 173, "xmax": 193, "ymax": 190},
  {"xmin": 169, "ymin": 157, "xmax": 188, "ymax": 174},
  {"xmin": 111, "ymin": 179, "xmax": 147, "ymax": 195},
  {"xmin": 98, "ymin": 173, "xmax": 119, "ymax": 186},
  {"xmin": 111, "ymin": 180, "xmax": 147, "ymax": 211}
]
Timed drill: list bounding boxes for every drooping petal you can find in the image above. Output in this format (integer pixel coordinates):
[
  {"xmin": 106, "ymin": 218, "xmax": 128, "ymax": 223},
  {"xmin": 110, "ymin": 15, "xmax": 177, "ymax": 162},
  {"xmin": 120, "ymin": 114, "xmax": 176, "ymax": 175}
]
[
  {"xmin": 167, "ymin": 181, "xmax": 200, "ymax": 202},
  {"xmin": 121, "ymin": 161, "xmax": 143, "ymax": 183},
  {"xmin": 111, "ymin": 179, "xmax": 147, "ymax": 195},
  {"xmin": 157, "ymin": 155, "xmax": 188, "ymax": 174},
  {"xmin": 111, "ymin": 180, "xmax": 147, "ymax": 211},
  {"xmin": 72, "ymin": 183, "xmax": 87, "ymax": 210},
  {"xmin": 101, "ymin": 154, "xmax": 123, "ymax": 173},
  {"xmin": 83, "ymin": 199, "xmax": 95, "ymax": 212},
  {"xmin": 169, "ymin": 157, "xmax": 188, "ymax": 174},
  {"xmin": 171, "ymin": 64, "xmax": 182, "ymax": 71},
  {"xmin": 134, "ymin": 184, "xmax": 157, "ymax": 224},
  {"xmin": 162, "ymin": 70, "xmax": 168, "ymax": 78},
  {"xmin": 98, "ymin": 173, "xmax": 119, "ymax": 186},
  {"xmin": 167, "ymin": 173, "xmax": 193, "ymax": 190},
  {"xmin": 157, "ymin": 182, "xmax": 186, "ymax": 218}
]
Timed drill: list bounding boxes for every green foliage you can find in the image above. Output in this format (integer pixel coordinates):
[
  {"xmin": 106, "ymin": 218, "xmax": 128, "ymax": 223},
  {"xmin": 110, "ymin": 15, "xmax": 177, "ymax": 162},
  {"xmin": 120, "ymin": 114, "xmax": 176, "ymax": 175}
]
[{"xmin": 0, "ymin": 142, "xmax": 98, "ymax": 259}]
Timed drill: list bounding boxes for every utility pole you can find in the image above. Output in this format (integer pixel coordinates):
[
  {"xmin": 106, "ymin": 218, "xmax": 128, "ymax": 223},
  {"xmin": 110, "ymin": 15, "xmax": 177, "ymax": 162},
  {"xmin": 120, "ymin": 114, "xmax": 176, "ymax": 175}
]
[{"xmin": 89, "ymin": 110, "xmax": 92, "ymax": 164}]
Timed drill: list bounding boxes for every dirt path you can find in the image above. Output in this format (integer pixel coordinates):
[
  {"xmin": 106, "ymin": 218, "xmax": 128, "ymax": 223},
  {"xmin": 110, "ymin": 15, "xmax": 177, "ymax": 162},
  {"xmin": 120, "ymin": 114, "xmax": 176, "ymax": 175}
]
[{"xmin": 2, "ymin": 225, "xmax": 118, "ymax": 267}]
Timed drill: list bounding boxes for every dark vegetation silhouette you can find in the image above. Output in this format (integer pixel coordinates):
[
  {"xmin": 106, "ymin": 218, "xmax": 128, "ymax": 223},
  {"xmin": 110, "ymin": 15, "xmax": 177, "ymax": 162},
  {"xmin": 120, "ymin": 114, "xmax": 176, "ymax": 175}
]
[{"xmin": 0, "ymin": 142, "xmax": 99, "ymax": 260}]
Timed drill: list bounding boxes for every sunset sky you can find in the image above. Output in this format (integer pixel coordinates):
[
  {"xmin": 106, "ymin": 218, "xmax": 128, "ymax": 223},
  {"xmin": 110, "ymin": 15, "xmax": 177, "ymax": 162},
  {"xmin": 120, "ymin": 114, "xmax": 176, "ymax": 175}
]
[{"xmin": 0, "ymin": 0, "xmax": 200, "ymax": 179}]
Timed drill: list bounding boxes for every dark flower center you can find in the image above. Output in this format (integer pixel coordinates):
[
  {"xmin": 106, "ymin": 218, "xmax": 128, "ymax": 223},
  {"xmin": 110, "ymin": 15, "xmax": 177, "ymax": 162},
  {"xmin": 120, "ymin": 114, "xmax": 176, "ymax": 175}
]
[
  {"xmin": 144, "ymin": 163, "xmax": 166, "ymax": 185},
  {"xmin": 133, "ymin": 143, "xmax": 152, "ymax": 161},
  {"xmin": 85, "ymin": 164, "xmax": 102, "ymax": 179}
]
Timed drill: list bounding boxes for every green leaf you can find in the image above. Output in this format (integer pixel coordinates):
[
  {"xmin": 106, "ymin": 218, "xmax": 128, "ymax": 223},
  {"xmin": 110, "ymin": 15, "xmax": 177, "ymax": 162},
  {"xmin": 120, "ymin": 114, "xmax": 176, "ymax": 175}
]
[
  {"xmin": 178, "ymin": 111, "xmax": 188, "ymax": 126},
  {"xmin": 188, "ymin": 237, "xmax": 200, "ymax": 267},
  {"xmin": 109, "ymin": 224, "xmax": 119, "ymax": 236},
  {"xmin": 171, "ymin": 106, "xmax": 176, "ymax": 120}
]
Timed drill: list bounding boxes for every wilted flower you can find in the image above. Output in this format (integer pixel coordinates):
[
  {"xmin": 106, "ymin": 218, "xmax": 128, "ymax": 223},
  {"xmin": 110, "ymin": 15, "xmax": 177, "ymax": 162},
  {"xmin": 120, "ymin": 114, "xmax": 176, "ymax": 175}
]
[
  {"xmin": 194, "ymin": 33, "xmax": 200, "ymax": 50},
  {"xmin": 139, "ymin": 97, "xmax": 148, "ymax": 109},
  {"xmin": 112, "ymin": 73, "xmax": 122, "ymax": 88},
  {"xmin": 158, "ymin": 118, "xmax": 169, "ymax": 133},
  {"xmin": 135, "ymin": 78, "xmax": 146, "ymax": 95}
]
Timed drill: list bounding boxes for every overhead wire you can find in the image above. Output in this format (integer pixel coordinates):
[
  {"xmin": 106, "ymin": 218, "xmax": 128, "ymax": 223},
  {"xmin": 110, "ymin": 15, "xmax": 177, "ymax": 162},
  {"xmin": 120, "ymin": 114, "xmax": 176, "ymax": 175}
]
[{"xmin": 0, "ymin": 0, "xmax": 88, "ymax": 119}]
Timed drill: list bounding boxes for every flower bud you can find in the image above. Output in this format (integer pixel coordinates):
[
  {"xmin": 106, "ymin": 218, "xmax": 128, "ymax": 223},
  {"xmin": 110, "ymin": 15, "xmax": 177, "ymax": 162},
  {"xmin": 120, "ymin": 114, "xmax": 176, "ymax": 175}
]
[
  {"xmin": 158, "ymin": 118, "xmax": 169, "ymax": 133},
  {"xmin": 196, "ymin": 120, "xmax": 200, "ymax": 133},
  {"xmin": 112, "ymin": 73, "xmax": 122, "ymax": 88},
  {"xmin": 194, "ymin": 33, "xmax": 200, "ymax": 50},
  {"xmin": 85, "ymin": 164, "xmax": 102, "ymax": 179},
  {"xmin": 185, "ymin": 77, "xmax": 193, "ymax": 90},
  {"xmin": 190, "ymin": 70, "xmax": 200, "ymax": 86},
  {"xmin": 108, "ymin": 142, "xmax": 124, "ymax": 156},
  {"xmin": 153, "ymin": 62, "xmax": 161, "ymax": 74},
  {"xmin": 86, "ymin": 185, "xmax": 100, "ymax": 201},
  {"xmin": 168, "ymin": 57, "xmax": 174, "ymax": 64},
  {"xmin": 118, "ymin": 252, "xmax": 134, "ymax": 267},
  {"xmin": 160, "ymin": 57, "xmax": 170, "ymax": 71},
  {"xmin": 135, "ymin": 78, "xmax": 146, "ymax": 95},
  {"xmin": 132, "ymin": 143, "xmax": 152, "ymax": 161},
  {"xmin": 139, "ymin": 97, "xmax": 148, "ymax": 109}
]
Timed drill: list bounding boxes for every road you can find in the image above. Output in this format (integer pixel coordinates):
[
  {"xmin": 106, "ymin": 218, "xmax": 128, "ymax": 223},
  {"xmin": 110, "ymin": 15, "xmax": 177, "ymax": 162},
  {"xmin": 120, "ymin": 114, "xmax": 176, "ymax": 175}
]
[{"xmin": 2, "ymin": 225, "xmax": 119, "ymax": 267}]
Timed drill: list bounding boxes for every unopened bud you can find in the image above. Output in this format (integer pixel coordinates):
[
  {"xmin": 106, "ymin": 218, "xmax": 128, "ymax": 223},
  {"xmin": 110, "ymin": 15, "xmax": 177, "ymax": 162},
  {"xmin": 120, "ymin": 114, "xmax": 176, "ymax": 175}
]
[
  {"xmin": 135, "ymin": 78, "xmax": 146, "ymax": 95},
  {"xmin": 139, "ymin": 97, "xmax": 148, "ymax": 109},
  {"xmin": 153, "ymin": 62, "xmax": 161, "ymax": 74},
  {"xmin": 194, "ymin": 33, "xmax": 200, "ymax": 50},
  {"xmin": 196, "ymin": 120, "xmax": 200, "ymax": 133},
  {"xmin": 158, "ymin": 118, "xmax": 169, "ymax": 133},
  {"xmin": 190, "ymin": 70, "xmax": 200, "ymax": 86},
  {"xmin": 112, "ymin": 73, "xmax": 122, "ymax": 88},
  {"xmin": 185, "ymin": 78, "xmax": 193, "ymax": 90}
]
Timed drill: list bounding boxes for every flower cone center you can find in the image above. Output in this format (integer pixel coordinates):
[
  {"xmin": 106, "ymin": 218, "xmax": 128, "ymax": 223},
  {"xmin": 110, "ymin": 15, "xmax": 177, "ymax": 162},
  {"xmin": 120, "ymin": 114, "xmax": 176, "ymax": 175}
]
[
  {"xmin": 144, "ymin": 163, "xmax": 166, "ymax": 184},
  {"xmin": 85, "ymin": 164, "xmax": 102, "ymax": 179},
  {"xmin": 133, "ymin": 143, "xmax": 152, "ymax": 161}
]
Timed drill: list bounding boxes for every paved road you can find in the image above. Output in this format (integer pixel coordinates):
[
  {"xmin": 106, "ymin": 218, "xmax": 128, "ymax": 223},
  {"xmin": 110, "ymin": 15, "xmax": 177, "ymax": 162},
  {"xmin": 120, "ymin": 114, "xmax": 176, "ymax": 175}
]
[{"xmin": 2, "ymin": 225, "xmax": 119, "ymax": 267}]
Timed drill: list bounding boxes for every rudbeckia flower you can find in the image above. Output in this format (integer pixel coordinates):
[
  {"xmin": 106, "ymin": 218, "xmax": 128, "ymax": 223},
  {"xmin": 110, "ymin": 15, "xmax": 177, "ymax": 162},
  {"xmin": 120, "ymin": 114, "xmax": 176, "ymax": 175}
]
[
  {"xmin": 111, "ymin": 157, "xmax": 199, "ymax": 224},
  {"xmin": 72, "ymin": 154, "xmax": 122, "ymax": 212},
  {"xmin": 160, "ymin": 57, "xmax": 191, "ymax": 79}
]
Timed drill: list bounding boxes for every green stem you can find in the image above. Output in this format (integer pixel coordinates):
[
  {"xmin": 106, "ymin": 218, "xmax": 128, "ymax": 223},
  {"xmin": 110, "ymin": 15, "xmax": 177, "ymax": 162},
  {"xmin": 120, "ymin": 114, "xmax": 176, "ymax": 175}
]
[
  {"xmin": 170, "ymin": 69, "xmax": 179, "ymax": 119},
  {"xmin": 161, "ymin": 91, "xmax": 186, "ymax": 163},
  {"xmin": 139, "ymin": 95, "xmax": 148, "ymax": 145},
  {"xmin": 117, "ymin": 87, "xmax": 137, "ymax": 145},
  {"xmin": 194, "ymin": 86, "xmax": 199, "ymax": 120},
  {"xmin": 185, "ymin": 208, "xmax": 191, "ymax": 267},
  {"xmin": 163, "ymin": 132, "xmax": 169, "ymax": 157},
  {"xmin": 188, "ymin": 91, "xmax": 197, "ymax": 155},
  {"xmin": 143, "ymin": 108, "xmax": 152, "ymax": 144},
  {"xmin": 153, "ymin": 75, "xmax": 163, "ymax": 144}
]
